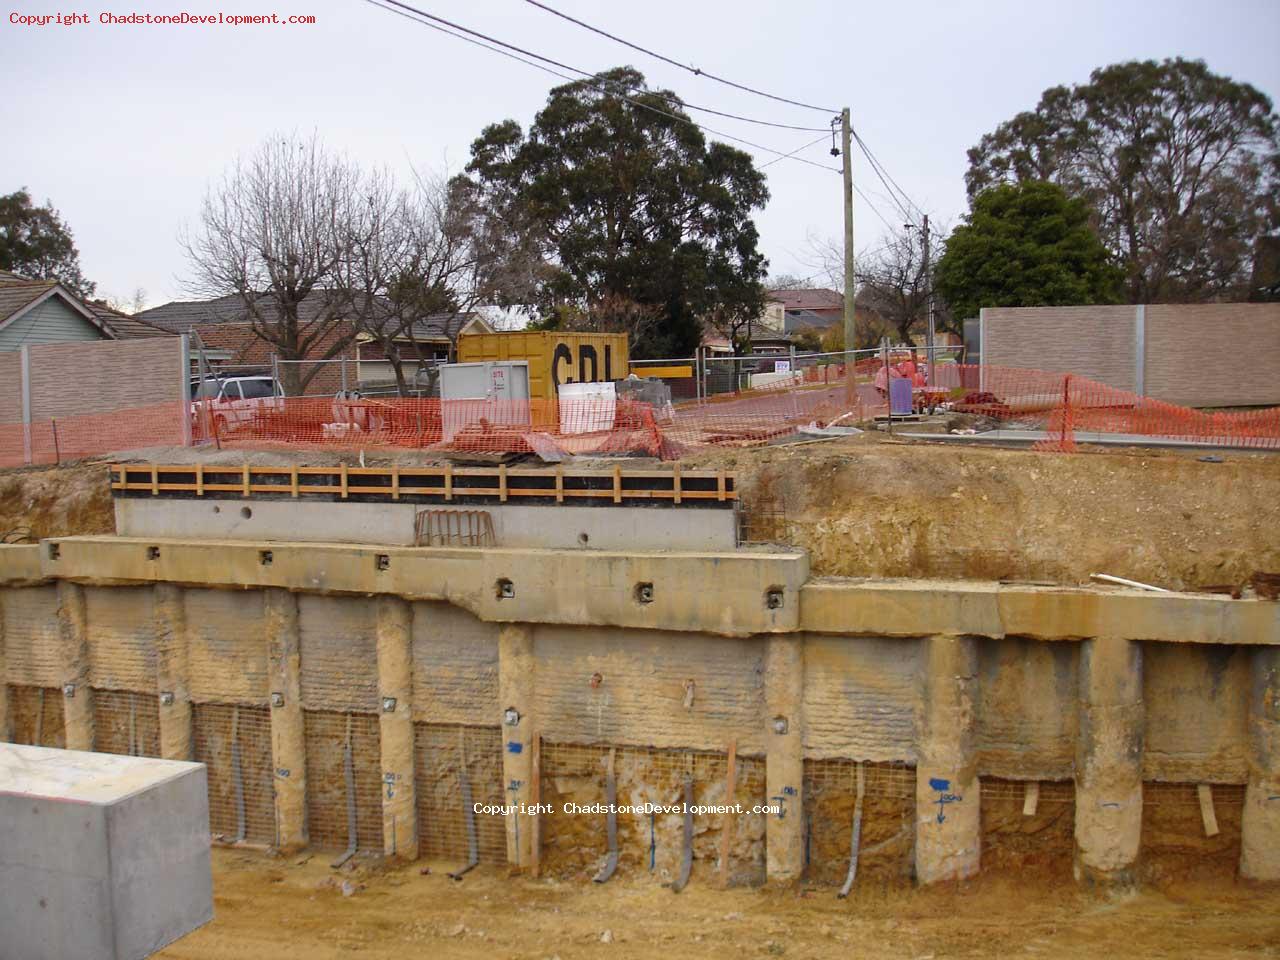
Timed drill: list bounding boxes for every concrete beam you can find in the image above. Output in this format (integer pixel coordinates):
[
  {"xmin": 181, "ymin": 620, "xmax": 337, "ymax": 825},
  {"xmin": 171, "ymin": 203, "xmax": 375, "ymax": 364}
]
[
  {"xmin": 40, "ymin": 537, "xmax": 807, "ymax": 637},
  {"xmin": 1074, "ymin": 637, "xmax": 1143, "ymax": 887},
  {"xmin": 375, "ymin": 596, "xmax": 417, "ymax": 859},
  {"xmin": 499, "ymin": 623, "xmax": 535, "ymax": 869},
  {"xmin": 800, "ymin": 579, "xmax": 1276, "ymax": 646},
  {"xmin": 763, "ymin": 636, "xmax": 804, "ymax": 883},
  {"xmin": 265, "ymin": 588, "xmax": 305, "ymax": 850},
  {"xmin": 152, "ymin": 583, "xmax": 193, "ymax": 761},
  {"xmin": 1241, "ymin": 646, "xmax": 1280, "ymax": 881},
  {"xmin": 915, "ymin": 634, "xmax": 980, "ymax": 884},
  {"xmin": 114, "ymin": 498, "xmax": 738, "ymax": 553},
  {"xmin": 55, "ymin": 581, "xmax": 93, "ymax": 751},
  {"xmin": 0, "ymin": 544, "xmax": 45, "ymax": 585}
]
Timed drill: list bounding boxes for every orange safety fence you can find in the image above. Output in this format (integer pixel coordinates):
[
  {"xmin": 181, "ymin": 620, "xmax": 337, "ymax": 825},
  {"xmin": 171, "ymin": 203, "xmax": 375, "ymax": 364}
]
[{"xmin": 2, "ymin": 364, "xmax": 1277, "ymax": 467}]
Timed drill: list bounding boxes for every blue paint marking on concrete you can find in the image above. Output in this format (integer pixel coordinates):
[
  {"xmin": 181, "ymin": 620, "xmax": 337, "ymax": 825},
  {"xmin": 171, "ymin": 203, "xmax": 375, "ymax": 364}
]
[
  {"xmin": 929, "ymin": 777, "xmax": 950, "ymax": 792},
  {"xmin": 506, "ymin": 741, "xmax": 523, "ymax": 754}
]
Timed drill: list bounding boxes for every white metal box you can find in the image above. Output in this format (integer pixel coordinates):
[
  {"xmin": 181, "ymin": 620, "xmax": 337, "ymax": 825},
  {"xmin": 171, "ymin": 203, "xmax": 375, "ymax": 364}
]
[{"xmin": 439, "ymin": 360, "xmax": 531, "ymax": 442}]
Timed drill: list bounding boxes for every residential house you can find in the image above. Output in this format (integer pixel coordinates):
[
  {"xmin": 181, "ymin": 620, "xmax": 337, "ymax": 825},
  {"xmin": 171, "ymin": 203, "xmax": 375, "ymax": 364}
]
[
  {"xmin": 355, "ymin": 312, "xmax": 492, "ymax": 388},
  {"xmin": 767, "ymin": 287, "xmax": 844, "ymax": 334},
  {"xmin": 136, "ymin": 291, "xmax": 491, "ymax": 394},
  {"xmin": 0, "ymin": 276, "xmax": 117, "ymax": 351}
]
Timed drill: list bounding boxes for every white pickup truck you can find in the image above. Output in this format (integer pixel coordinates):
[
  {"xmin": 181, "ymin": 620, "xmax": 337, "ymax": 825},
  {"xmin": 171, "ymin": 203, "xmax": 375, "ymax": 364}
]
[{"xmin": 190, "ymin": 376, "xmax": 282, "ymax": 437}]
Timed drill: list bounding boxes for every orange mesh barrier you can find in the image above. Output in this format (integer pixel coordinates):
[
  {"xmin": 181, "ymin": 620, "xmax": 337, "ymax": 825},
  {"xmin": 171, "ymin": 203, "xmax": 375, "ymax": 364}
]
[{"xmin": 2, "ymin": 365, "xmax": 1277, "ymax": 467}]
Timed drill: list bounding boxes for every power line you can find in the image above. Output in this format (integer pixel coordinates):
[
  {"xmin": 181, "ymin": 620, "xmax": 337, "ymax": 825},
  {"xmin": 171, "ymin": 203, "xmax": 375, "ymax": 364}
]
[
  {"xmin": 759, "ymin": 135, "xmax": 826, "ymax": 169},
  {"xmin": 851, "ymin": 129, "xmax": 922, "ymax": 224},
  {"xmin": 520, "ymin": 0, "xmax": 838, "ymax": 115},
  {"xmin": 362, "ymin": 0, "xmax": 841, "ymax": 173},
  {"xmin": 369, "ymin": 1, "xmax": 825, "ymax": 133}
]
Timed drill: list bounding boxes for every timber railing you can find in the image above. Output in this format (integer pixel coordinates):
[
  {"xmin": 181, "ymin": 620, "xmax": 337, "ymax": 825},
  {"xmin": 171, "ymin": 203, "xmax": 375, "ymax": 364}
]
[{"xmin": 109, "ymin": 463, "xmax": 737, "ymax": 506}]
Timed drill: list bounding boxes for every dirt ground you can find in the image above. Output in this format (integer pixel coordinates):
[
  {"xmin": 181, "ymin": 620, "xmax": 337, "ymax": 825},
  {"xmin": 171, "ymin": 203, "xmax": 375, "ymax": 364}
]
[
  {"xmin": 687, "ymin": 433, "xmax": 1280, "ymax": 591},
  {"xmin": 3, "ymin": 437, "xmax": 1277, "ymax": 593},
  {"xmin": 157, "ymin": 848, "xmax": 1280, "ymax": 960}
]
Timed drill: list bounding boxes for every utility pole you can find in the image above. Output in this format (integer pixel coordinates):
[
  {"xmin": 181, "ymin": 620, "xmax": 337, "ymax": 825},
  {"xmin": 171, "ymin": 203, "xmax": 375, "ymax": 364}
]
[
  {"xmin": 840, "ymin": 107, "xmax": 855, "ymax": 402},
  {"xmin": 921, "ymin": 214, "xmax": 935, "ymax": 375}
]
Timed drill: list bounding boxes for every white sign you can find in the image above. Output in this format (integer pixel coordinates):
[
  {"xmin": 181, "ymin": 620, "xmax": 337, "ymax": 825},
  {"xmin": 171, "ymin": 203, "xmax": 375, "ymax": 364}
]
[{"xmin": 774, "ymin": 360, "xmax": 791, "ymax": 373}]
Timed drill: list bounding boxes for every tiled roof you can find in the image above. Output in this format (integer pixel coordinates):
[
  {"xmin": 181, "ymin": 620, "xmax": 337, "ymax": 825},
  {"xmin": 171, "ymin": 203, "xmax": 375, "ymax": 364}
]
[
  {"xmin": 134, "ymin": 293, "xmax": 261, "ymax": 333},
  {"xmin": 88, "ymin": 302, "xmax": 175, "ymax": 339},
  {"xmin": 767, "ymin": 287, "xmax": 844, "ymax": 312},
  {"xmin": 0, "ymin": 279, "xmax": 58, "ymax": 323},
  {"xmin": 140, "ymin": 292, "xmax": 483, "ymax": 341}
]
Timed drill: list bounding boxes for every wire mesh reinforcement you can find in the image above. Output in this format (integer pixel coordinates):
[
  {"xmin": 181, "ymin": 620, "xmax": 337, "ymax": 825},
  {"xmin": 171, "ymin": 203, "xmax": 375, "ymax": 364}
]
[
  {"xmin": 1141, "ymin": 781, "xmax": 1247, "ymax": 868},
  {"xmin": 803, "ymin": 760, "xmax": 916, "ymax": 885},
  {"xmin": 6, "ymin": 684, "xmax": 65, "ymax": 748},
  {"xmin": 979, "ymin": 777, "xmax": 1075, "ymax": 872},
  {"xmin": 304, "ymin": 710, "xmax": 382, "ymax": 852},
  {"xmin": 414, "ymin": 724, "xmax": 506, "ymax": 864},
  {"xmin": 92, "ymin": 688, "xmax": 161, "ymax": 758},
  {"xmin": 539, "ymin": 741, "xmax": 767, "ymax": 882},
  {"xmin": 8, "ymin": 360, "xmax": 1277, "ymax": 467},
  {"xmin": 193, "ymin": 702, "xmax": 275, "ymax": 845}
]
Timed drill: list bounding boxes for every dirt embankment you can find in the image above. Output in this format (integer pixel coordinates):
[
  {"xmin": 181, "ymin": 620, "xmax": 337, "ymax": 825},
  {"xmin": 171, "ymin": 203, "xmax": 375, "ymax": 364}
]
[
  {"xmin": 690, "ymin": 436, "xmax": 1280, "ymax": 591},
  {"xmin": 0, "ymin": 461, "xmax": 115, "ymax": 541},
  {"xmin": 3, "ymin": 439, "xmax": 1277, "ymax": 591}
]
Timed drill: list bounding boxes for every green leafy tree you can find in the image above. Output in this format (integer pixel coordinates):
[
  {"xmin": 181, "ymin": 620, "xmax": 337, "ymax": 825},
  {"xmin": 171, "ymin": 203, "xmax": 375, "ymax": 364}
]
[
  {"xmin": 935, "ymin": 181, "xmax": 1122, "ymax": 320},
  {"xmin": 458, "ymin": 67, "xmax": 770, "ymax": 358},
  {"xmin": 0, "ymin": 189, "xmax": 95, "ymax": 297},
  {"xmin": 966, "ymin": 58, "xmax": 1280, "ymax": 302}
]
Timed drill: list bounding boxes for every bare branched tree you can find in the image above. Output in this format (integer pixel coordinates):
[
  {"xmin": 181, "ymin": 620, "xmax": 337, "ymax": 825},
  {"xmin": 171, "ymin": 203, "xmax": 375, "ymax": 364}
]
[
  {"xmin": 184, "ymin": 133, "xmax": 375, "ymax": 396},
  {"xmin": 811, "ymin": 224, "xmax": 952, "ymax": 347},
  {"xmin": 339, "ymin": 171, "xmax": 491, "ymax": 396}
]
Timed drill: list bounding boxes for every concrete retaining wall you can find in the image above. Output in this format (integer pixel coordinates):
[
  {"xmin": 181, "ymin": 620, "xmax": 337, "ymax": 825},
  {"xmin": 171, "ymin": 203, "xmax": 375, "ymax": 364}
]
[
  {"xmin": 0, "ymin": 538, "xmax": 1276, "ymax": 888},
  {"xmin": 115, "ymin": 498, "xmax": 739, "ymax": 552}
]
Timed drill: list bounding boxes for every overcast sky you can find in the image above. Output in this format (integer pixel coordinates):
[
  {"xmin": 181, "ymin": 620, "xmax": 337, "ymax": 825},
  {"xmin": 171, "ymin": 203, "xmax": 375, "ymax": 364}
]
[{"xmin": 3, "ymin": 0, "xmax": 1277, "ymax": 308}]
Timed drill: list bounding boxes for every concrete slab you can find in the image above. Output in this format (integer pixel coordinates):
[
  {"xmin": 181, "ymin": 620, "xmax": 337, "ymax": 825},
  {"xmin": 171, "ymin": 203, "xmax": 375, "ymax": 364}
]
[
  {"xmin": 0, "ymin": 743, "xmax": 213, "ymax": 960},
  {"xmin": 115, "ymin": 497, "xmax": 738, "ymax": 551},
  {"xmin": 899, "ymin": 429, "xmax": 1279, "ymax": 452}
]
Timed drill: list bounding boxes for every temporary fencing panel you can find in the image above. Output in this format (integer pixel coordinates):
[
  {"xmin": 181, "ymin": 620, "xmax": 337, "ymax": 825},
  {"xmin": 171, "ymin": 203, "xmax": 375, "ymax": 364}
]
[{"xmin": 5, "ymin": 363, "xmax": 1279, "ymax": 464}]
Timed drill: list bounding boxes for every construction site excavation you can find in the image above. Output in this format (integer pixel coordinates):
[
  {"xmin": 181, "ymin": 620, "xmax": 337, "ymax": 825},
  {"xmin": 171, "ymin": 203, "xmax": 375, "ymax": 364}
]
[{"xmin": 2, "ymin": 372, "xmax": 1279, "ymax": 957}]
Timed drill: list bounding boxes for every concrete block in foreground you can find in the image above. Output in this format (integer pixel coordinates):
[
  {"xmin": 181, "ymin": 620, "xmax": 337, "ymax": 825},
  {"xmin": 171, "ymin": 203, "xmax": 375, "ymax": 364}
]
[{"xmin": 0, "ymin": 743, "xmax": 213, "ymax": 960}]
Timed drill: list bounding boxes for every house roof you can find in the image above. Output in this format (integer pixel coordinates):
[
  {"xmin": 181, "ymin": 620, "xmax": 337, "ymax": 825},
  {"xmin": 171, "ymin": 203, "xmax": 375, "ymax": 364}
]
[
  {"xmin": 403, "ymin": 312, "xmax": 492, "ymax": 341},
  {"xmin": 138, "ymin": 292, "xmax": 490, "ymax": 341},
  {"xmin": 0, "ymin": 278, "xmax": 113, "ymax": 337},
  {"xmin": 88, "ymin": 302, "xmax": 175, "ymax": 339},
  {"xmin": 134, "ymin": 293, "xmax": 264, "ymax": 333},
  {"xmin": 767, "ymin": 287, "xmax": 844, "ymax": 312},
  {"xmin": 0, "ymin": 280, "xmax": 58, "ymax": 322}
]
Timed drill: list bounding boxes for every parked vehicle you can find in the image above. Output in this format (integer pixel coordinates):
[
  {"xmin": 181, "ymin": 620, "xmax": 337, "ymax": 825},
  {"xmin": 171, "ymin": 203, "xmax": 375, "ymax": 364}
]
[{"xmin": 190, "ymin": 376, "xmax": 282, "ymax": 437}]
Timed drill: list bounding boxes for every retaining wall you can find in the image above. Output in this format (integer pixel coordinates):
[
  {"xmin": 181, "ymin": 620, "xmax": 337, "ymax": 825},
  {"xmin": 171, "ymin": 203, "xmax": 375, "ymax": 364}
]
[{"xmin": 0, "ymin": 538, "xmax": 1276, "ymax": 888}]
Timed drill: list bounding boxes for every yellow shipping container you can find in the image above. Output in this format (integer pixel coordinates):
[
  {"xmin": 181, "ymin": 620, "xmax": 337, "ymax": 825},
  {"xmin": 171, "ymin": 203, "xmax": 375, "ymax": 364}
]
[{"xmin": 456, "ymin": 331, "xmax": 630, "ymax": 401}]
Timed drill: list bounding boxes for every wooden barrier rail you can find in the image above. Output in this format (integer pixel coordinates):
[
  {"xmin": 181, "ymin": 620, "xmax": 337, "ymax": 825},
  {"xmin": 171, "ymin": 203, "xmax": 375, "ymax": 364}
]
[{"xmin": 109, "ymin": 463, "xmax": 737, "ymax": 506}]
